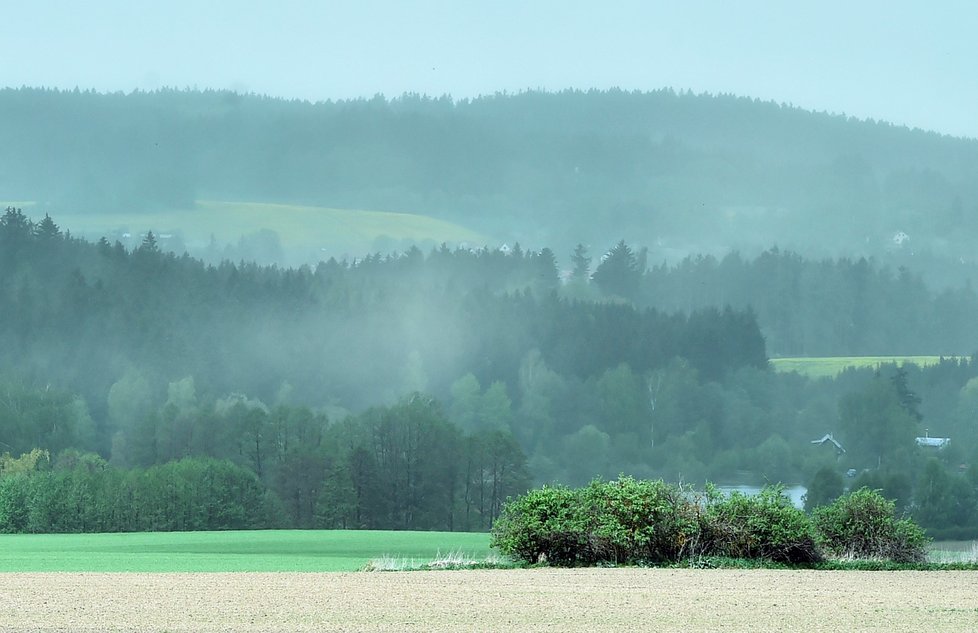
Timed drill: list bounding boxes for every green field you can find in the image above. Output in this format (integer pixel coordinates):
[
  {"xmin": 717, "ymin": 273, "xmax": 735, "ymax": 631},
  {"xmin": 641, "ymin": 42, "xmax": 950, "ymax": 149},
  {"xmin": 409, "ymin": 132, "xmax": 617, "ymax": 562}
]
[
  {"xmin": 770, "ymin": 356, "xmax": 964, "ymax": 379},
  {"xmin": 0, "ymin": 530, "xmax": 492, "ymax": 572},
  {"xmin": 23, "ymin": 200, "xmax": 489, "ymax": 257}
]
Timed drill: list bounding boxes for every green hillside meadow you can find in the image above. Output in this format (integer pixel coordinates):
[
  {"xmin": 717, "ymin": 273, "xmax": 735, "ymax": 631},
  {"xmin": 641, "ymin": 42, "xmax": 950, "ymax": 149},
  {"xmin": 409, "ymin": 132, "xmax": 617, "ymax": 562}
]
[
  {"xmin": 0, "ymin": 530, "xmax": 491, "ymax": 572},
  {"xmin": 770, "ymin": 356, "xmax": 961, "ymax": 379},
  {"xmin": 22, "ymin": 200, "xmax": 489, "ymax": 256}
]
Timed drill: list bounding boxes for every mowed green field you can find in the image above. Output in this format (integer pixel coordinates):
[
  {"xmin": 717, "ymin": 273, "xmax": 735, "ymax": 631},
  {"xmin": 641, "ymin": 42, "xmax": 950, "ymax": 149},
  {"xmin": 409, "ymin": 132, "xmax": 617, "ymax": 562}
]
[
  {"xmin": 21, "ymin": 200, "xmax": 489, "ymax": 256},
  {"xmin": 0, "ymin": 530, "xmax": 492, "ymax": 572},
  {"xmin": 770, "ymin": 356, "xmax": 963, "ymax": 379}
]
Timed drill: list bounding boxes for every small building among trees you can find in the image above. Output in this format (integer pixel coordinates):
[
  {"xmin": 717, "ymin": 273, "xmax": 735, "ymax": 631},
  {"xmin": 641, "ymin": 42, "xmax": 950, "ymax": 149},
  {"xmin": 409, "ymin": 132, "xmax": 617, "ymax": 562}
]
[
  {"xmin": 915, "ymin": 430, "xmax": 950, "ymax": 449},
  {"xmin": 811, "ymin": 433, "xmax": 846, "ymax": 456}
]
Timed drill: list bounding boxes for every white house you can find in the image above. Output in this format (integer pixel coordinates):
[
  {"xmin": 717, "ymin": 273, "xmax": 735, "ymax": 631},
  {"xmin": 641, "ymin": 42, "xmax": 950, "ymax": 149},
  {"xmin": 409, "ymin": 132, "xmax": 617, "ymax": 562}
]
[{"xmin": 915, "ymin": 430, "xmax": 950, "ymax": 449}]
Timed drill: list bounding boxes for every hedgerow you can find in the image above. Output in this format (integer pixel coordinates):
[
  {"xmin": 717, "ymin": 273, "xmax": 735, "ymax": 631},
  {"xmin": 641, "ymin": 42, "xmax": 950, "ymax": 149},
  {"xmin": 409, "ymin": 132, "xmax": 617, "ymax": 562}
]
[{"xmin": 492, "ymin": 478, "xmax": 927, "ymax": 567}]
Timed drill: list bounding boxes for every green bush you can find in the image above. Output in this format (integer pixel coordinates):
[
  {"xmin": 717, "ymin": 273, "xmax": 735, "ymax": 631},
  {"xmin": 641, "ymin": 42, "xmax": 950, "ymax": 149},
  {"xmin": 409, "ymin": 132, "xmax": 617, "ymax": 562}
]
[
  {"xmin": 703, "ymin": 485, "xmax": 821, "ymax": 564},
  {"xmin": 490, "ymin": 484, "xmax": 590, "ymax": 565},
  {"xmin": 491, "ymin": 477, "xmax": 705, "ymax": 566},
  {"xmin": 581, "ymin": 477, "xmax": 703, "ymax": 564},
  {"xmin": 493, "ymin": 479, "xmax": 930, "ymax": 567},
  {"xmin": 812, "ymin": 487, "xmax": 928, "ymax": 563}
]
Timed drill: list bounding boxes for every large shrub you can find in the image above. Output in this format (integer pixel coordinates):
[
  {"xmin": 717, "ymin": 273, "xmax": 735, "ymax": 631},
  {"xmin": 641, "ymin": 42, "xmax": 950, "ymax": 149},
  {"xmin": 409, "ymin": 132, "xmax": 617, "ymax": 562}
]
[
  {"xmin": 491, "ymin": 477, "xmax": 705, "ymax": 566},
  {"xmin": 581, "ymin": 477, "xmax": 704, "ymax": 564},
  {"xmin": 493, "ymin": 479, "xmax": 930, "ymax": 567},
  {"xmin": 490, "ymin": 484, "xmax": 591, "ymax": 565},
  {"xmin": 704, "ymin": 486, "xmax": 821, "ymax": 564},
  {"xmin": 813, "ymin": 487, "xmax": 928, "ymax": 563}
]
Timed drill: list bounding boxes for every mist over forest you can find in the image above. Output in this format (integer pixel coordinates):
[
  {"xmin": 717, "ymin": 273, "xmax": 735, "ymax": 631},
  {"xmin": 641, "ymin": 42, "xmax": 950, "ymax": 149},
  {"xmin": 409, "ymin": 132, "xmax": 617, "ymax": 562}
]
[{"xmin": 2, "ymin": 87, "xmax": 978, "ymax": 537}]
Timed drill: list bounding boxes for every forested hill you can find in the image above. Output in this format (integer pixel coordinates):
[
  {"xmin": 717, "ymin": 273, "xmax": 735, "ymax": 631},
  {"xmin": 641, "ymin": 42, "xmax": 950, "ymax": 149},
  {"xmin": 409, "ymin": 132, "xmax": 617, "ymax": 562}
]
[
  {"xmin": 0, "ymin": 208, "xmax": 765, "ymax": 454},
  {"xmin": 6, "ymin": 209, "xmax": 978, "ymax": 536},
  {"xmin": 2, "ymin": 87, "xmax": 977, "ymax": 260},
  {"xmin": 638, "ymin": 249, "xmax": 978, "ymax": 356}
]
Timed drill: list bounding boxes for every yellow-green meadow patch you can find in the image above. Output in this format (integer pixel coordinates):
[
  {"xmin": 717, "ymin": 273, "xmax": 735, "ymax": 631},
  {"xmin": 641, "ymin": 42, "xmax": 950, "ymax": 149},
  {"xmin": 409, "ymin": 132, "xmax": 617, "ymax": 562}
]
[{"xmin": 770, "ymin": 356, "xmax": 964, "ymax": 379}]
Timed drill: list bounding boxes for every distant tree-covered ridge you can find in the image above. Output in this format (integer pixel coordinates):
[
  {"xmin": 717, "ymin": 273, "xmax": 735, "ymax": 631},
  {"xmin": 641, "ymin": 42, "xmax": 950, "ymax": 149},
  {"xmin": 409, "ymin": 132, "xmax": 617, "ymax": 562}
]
[
  {"xmin": 638, "ymin": 248, "xmax": 978, "ymax": 356},
  {"xmin": 2, "ymin": 87, "xmax": 976, "ymax": 261},
  {"xmin": 0, "ymin": 208, "xmax": 756, "ymax": 507},
  {"xmin": 0, "ymin": 208, "xmax": 765, "ymax": 413},
  {"xmin": 565, "ymin": 239, "xmax": 978, "ymax": 357}
]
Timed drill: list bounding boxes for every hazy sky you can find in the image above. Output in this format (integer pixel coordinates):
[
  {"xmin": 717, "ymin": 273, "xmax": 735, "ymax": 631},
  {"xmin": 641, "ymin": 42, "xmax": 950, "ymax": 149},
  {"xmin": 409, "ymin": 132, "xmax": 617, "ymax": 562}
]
[{"xmin": 4, "ymin": 0, "xmax": 977, "ymax": 139}]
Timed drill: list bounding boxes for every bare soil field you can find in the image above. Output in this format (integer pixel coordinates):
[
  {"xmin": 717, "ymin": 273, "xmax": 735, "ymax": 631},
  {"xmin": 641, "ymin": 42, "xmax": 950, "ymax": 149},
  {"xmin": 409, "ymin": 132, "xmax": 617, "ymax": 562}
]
[{"xmin": 1, "ymin": 568, "xmax": 977, "ymax": 632}]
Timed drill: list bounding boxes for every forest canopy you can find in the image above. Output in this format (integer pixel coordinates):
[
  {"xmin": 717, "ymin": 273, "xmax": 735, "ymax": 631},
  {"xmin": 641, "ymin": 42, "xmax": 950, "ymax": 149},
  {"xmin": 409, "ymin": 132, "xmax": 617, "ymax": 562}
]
[{"xmin": 2, "ymin": 208, "xmax": 978, "ymax": 537}]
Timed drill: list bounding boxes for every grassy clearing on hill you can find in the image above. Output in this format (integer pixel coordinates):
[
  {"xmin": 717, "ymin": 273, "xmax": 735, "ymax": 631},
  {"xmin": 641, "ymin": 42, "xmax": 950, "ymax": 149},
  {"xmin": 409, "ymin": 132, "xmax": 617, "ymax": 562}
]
[
  {"xmin": 0, "ymin": 530, "xmax": 491, "ymax": 572},
  {"xmin": 770, "ymin": 356, "xmax": 963, "ymax": 379},
  {"xmin": 27, "ymin": 200, "xmax": 489, "ymax": 259}
]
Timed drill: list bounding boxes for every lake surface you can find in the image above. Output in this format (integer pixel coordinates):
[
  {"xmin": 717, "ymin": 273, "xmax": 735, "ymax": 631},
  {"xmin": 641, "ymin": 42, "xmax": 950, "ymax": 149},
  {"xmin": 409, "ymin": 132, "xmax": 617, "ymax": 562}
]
[{"xmin": 716, "ymin": 485, "xmax": 807, "ymax": 509}]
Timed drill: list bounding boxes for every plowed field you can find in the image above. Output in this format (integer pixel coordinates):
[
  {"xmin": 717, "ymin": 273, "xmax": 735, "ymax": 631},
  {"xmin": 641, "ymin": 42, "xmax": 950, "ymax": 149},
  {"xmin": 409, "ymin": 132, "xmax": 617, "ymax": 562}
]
[{"xmin": 2, "ymin": 568, "xmax": 977, "ymax": 632}]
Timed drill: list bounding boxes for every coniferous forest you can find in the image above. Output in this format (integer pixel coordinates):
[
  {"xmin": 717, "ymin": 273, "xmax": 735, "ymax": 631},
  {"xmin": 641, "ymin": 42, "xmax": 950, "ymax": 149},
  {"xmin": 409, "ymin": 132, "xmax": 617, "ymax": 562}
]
[
  {"xmin": 2, "ymin": 89, "xmax": 978, "ymax": 538},
  {"xmin": 3, "ymin": 87, "xmax": 977, "ymax": 273},
  {"xmin": 2, "ymin": 207, "xmax": 978, "ymax": 537}
]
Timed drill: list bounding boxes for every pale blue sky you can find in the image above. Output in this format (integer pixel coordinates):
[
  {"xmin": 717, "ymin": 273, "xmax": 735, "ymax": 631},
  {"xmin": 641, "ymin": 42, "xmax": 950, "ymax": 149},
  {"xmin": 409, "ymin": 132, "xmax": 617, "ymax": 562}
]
[{"xmin": 4, "ymin": 0, "xmax": 977, "ymax": 138}]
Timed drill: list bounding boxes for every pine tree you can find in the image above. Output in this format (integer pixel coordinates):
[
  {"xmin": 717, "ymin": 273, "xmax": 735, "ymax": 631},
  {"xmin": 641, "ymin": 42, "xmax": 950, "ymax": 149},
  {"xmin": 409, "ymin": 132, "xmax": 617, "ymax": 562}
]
[
  {"xmin": 33, "ymin": 214, "xmax": 61, "ymax": 241},
  {"xmin": 570, "ymin": 243, "xmax": 591, "ymax": 281},
  {"xmin": 592, "ymin": 240, "xmax": 642, "ymax": 301}
]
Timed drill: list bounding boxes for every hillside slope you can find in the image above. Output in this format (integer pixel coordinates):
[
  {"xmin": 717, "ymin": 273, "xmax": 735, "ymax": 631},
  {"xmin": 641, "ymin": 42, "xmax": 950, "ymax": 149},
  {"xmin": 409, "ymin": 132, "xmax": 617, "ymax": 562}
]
[
  {"xmin": 20, "ymin": 200, "xmax": 488, "ymax": 264},
  {"xmin": 2, "ymin": 87, "xmax": 976, "ymax": 260}
]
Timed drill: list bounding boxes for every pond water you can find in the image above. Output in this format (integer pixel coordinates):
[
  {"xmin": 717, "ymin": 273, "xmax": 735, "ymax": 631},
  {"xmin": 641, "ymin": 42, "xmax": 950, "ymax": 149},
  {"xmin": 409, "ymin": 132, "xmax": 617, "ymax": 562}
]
[{"xmin": 716, "ymin": 485, "xmax": 807, "ymax": 509}]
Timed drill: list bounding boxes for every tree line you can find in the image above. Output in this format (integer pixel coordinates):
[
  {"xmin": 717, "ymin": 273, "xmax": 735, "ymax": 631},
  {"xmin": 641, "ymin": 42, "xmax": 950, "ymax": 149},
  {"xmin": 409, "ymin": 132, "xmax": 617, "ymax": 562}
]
[
  {"xmin": 0, "ymin": 394, "xmax": 529, "ymax": 533},
  {"xmin": 567, "ymin": 240, "xmax": 978, "ymax": 356},
  {"xmin": 638, "ymin": 247, "xmax": 978, "ymax": 356}
]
